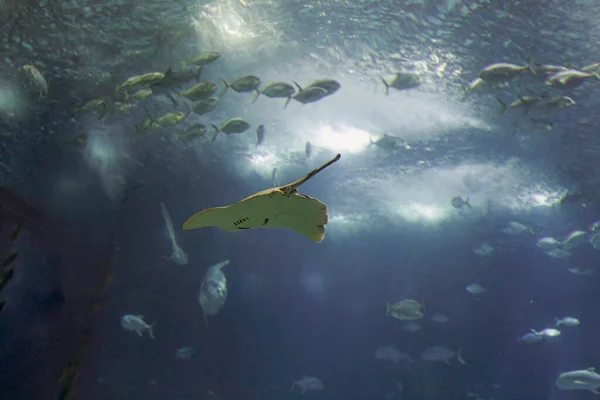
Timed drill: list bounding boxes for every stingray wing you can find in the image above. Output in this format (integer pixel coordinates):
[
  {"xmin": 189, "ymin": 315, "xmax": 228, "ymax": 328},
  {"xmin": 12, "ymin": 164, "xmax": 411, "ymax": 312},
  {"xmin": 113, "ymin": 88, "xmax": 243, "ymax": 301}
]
[{"xmin": 182, "ymin": 189, "xmax": 329, "ymax": 242}]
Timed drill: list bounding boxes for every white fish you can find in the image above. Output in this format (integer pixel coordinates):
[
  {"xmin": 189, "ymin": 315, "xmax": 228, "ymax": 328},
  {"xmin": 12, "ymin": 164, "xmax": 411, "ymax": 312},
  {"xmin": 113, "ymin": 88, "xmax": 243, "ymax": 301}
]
[
  {"xmin": 420, "ymin": 346, "xmax": 466, "ymax": 364},
  {"xmin": 161, "ymin": 202, "xmax": 188, "ymax": 265},
  {"xmin": 120, "ymin": 314, "xmax": 155, "ymax": 339},
  {"xmin": 569, "ymin": 267, "xmax": 596, "ymax": 276},
  {"xmin": 556, "ymin": 368, "xmax": 600, "ymax": 394},
  {"xmin": 430, "ymin": 313, "xmax": 449, "ymax": 323},
  {"xmin": 562, "ymin": 230, "xmax": 588, "ymax": 249},
  {"xmin": 401, "ymin": 322, "xmax": 422, "ymax": 332},
  {"xmin": 555, "ymin": 316, "xmax": 580, "ymax": 327},
  {"xmin": 290, "ymin": 376, "xmax": 324, "ymax": 394},
  {"xmin": 518, "ymin": 330, "xmax": 543, "ymax": 343},
  {"xmin": 536, "ymin": 237, "xmax": 562, "ymax": 250},
  {"xmin": 503, "ymin": 221, "xmax": 533, "ymax": 235},
  {"xmin": 175, "ymin": 346, "xmax": 197, "ymax": 359},
  {"xmin": 545, "ymin": 248, "xmax": 571, "ymax": 259},
  {"xmin": 466, "ymin": 283, "xmax": 486, "ymax": 294},
  {"xmin": 473, "ymin": 243, "xmax": 494, "ymax": 256},
  {"xmin": 198, "ymin": 259, "xmax": 230, "ymax": 325},
  {"xmin": 374, "ymin": 346, "xmax": 413, "ymax": 364},
  {"xmin": 539, "ymin": 328, "xmax": 561, "ymax": 338}
]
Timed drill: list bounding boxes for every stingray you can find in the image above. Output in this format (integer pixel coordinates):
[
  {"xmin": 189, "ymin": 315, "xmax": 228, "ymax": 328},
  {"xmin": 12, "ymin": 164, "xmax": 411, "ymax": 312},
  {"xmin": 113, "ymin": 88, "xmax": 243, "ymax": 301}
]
[{"xmin": 182, "ymin": 153, "xmax": 341, "ymax": 242}]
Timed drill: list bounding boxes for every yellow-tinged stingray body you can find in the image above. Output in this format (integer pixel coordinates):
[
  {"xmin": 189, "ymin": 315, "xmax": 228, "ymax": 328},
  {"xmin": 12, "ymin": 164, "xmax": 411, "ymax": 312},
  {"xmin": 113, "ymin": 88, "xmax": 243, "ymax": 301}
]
[{"xmin": 182, "ymin": 154, "xmax": 341, "ymax": 242}]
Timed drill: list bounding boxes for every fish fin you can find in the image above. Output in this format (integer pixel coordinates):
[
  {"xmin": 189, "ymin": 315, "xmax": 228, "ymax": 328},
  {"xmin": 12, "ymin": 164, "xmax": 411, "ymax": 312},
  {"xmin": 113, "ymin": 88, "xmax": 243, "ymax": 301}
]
[
  {"xmin": 166, "ymin": 92, "xmax": 178, "ymax": 107},
  {"xmin": 283, "ymin": 96, "xmax": 292, "ymax": 109},
  {"xmin": 496, "ymin": 97, "xmax": 507, "ymax": 115},
  {"xmin": 252, "ymin": 89, "xmax": 260, "ymax": 103},
  {"xmin": 180, "ymin": 61, "xmax": 187, "ymax": 69},
  {"xmin": 136, "ymin": 330, "xmax": 143, "ymax": 337},
  {"xmin": 148, "ymin": 322, "xmax": 156, "ymax": 339},
  {"xmin": 203, "ymin": 312, "xmax": 209, "ymax": 327},
  {"xmin": 460, "ymin": 84, "xmax": 469, "ymax": 101},
  {"xmin": 210, "ymin": 124, "xmax": 220, "ymax": 142},
  {"xmin": 98, "ymin": 103, "xmax": 107, "ymax": 120},
  {"xmin": 219, "ymin": 78, "xmax": 229, "ymax": 95},
  {"xmin": 380, "ymin": 76, "xmax": 390, "ymax": 96},
  {"xmin": 292, "ymin": 81, "xmax": 303, "ymax": 92},
  {"xmin": 457, "ymin": 348, "xmax": 466, "ymax": 365}
]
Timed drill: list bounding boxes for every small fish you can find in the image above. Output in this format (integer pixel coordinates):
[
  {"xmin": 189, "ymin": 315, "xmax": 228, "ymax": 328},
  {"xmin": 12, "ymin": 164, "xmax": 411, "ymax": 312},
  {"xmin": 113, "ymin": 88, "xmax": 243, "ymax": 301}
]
[
  {"xmin": 120, "ymin": 314, "xmax": 155, "ymax": 339},
  {"xmin": 256, "ymin": 125, "xmax": 265, "ymax": 148},
  {"xmin": 271, "ymin": 168, "xmax": 279, "ymax": 187},
  {"xmin": 518, "ymin": 330, "xmax": 543, "ymax": 344},
  {"xmin": 374, "ymin": 346, "xmax": 413, "ymax": 364},
  {"xmin": 421, "ymin": 346, "xmax": 466, "ymax": 365},
  {"xmin": 174, "ymin": 346, "xmax": 197, "ymax": 359},
  {"xmin": 555, "ymin": 317, "xmax": 580, "ymax": 327},
  {"xmin": 568, "ymin": 267, "xmax": 596, "ymax": 276},
  {"xmin": 451, "ymin": 196, "xmax": 471, "ymax": 209},
  {"xmin": 536, "ymin": 237, "xmax": 562, "ymax": 250},
  {"xmin": 380, "ymin": 72, "xmax": 421, "ymax": 96},
  {"xmin": 401, "ymin": 321, "xmax": 422, "ymax": 332},
  {"xmin": 556, "ymin": 368, "xmax": 600, "ymax": 394},
  {"xmin": 305, "ymin": 141, "xmax": 313, "ymax": 159},
  {"xmin": 539, "ymin": 328, "xmax": 561, "ymax": 338},
  {"xmin": 386, "ymin": 299, "xmax": 425, "ymax": 321},
  {"xmin": 430, "ymin": 313, "xmax": 449, "ymax": 323},
  {"xmin": 503, "ymin": 221, "xmax": 534, "ymax": 235},
  {"xmin": 199, "ymin": 260, "xmax": 230, "ymax": 325},
  {"xmin": 473, "ymin": 243, "xmax": 494, "ymax": 256},
  {"xmin": 19, "ymin": 64, "xmax": 48, "ymax": 96},
  {"xmin": 465, "ymin": 283, "xmax": 486, "ymax": 295},
  {"xmin": 290, "ymin": 376, "xmax": 324, "ymax": 394}
]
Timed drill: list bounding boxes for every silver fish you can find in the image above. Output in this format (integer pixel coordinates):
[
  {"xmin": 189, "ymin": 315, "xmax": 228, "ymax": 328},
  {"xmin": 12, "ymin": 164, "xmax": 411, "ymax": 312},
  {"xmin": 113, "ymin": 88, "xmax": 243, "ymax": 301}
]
[{"xmin": 198, "ymin": 260, "xmax": 230, "ymax": 325}]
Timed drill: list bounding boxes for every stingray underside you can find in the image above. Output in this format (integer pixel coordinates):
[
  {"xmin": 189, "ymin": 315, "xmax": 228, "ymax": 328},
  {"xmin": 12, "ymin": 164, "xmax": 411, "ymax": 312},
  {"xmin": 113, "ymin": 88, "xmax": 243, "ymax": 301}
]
[{"xmin": 182, "ymin": 190, "xmax": 329, "ymax": 242}]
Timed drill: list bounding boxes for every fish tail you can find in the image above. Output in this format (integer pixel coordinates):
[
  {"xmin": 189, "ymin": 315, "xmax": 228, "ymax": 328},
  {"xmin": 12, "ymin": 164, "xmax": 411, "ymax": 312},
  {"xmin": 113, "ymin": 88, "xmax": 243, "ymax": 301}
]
[
  {"xmin": 496, "ymin": 97, "xmax": 508, "ymax": 115},
  {"xmin": 195, "ymin": 66, "xmax": 203, "ymax": 82},
  {"xmin": 219, "ymin": 78, "xmax": 229, "ymax": 95},
  {"xmin": 457, "ymin": 347, "xmax": 466, "ymax": 365},
  {"xmin": 465, "ymin": 196, "xmax": 472, "ymax": 209},
  {"xmin": 98, "ymin": 103, "xmax": 107, "ymax": 120},
  {"xmin": 180, "ymin": 61, "xmax": 187, "ymax": 69},
  {"xmin": 203, "ymin": 312, "xmax": 210, "ymax": 328},
  {"xmin": 210, "ymin": 124, "xmax": 220, "ymax": 142},
  {"xmin": 290, "ymin": 379, "xmax": 296, "ymax": 392},
  {"xmin": 123, "ymin": 91, "xmax": 130, "ymax": 102},
  {"xmin": 380, "ymin": 76, "xmax": 390, "ymax": 96},
  {"xmin": 460, "ymin": 84, "xmax": 469, "ymax": 101},
  {"xmin": 252, "ymin": 89, "xmax": 260, "ymax": 104},
  {"xmin": 283, "ymin": 96, "xmax": 292, "ymax": 109},
  {"xmin": 148, "ymin": 322, "xmax": 156, "ymax": 339}
]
